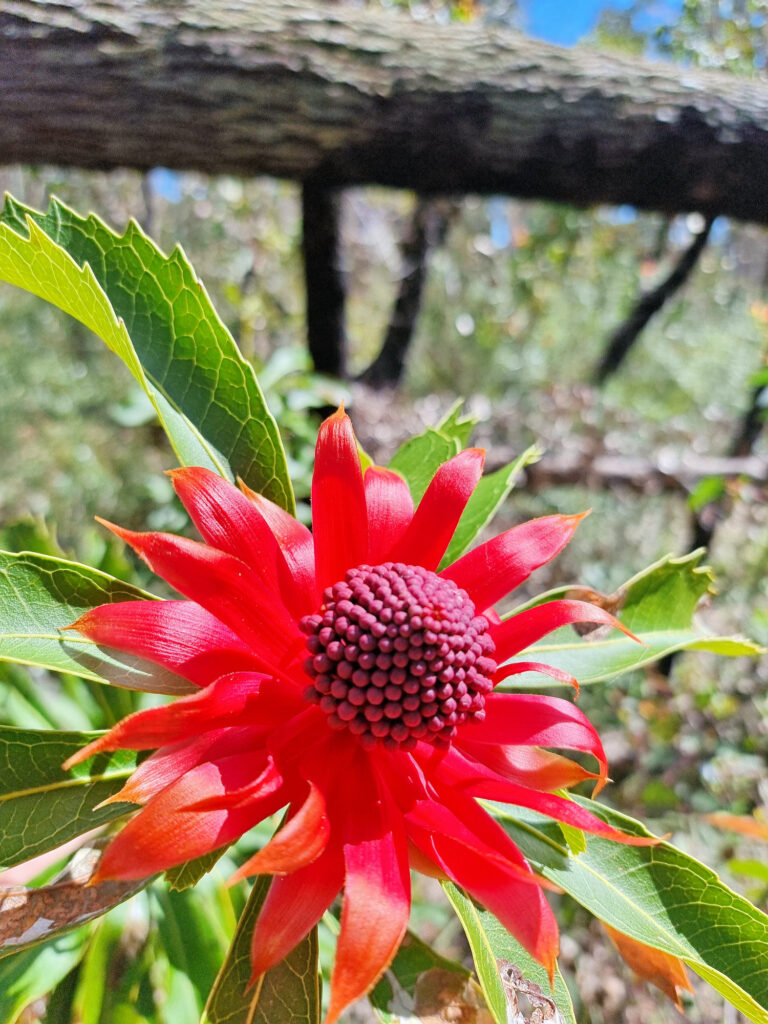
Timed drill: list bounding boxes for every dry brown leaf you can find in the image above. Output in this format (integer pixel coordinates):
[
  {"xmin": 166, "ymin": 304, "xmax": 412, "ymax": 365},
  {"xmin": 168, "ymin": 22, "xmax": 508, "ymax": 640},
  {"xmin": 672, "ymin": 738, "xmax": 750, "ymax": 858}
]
[
  {"xmin": 564, "ymin": 587, "xmax": 626, "ymax": 637},
  {"xmin": 603, "ymin": 922, "xmax": 693, "ymax": 1009},
  {"xmin": 412, "ymin": 968, "xmax": 494, "ymax": 1023},
  {"xmin": 498, "ymin": 960, "xmax": 560, "ymax": 1023},
  {"xmin": 0, "ymin": 842, "xmax": 151, "ymax": 951},
  {"xmin": 706, "ymin": 812, "xmax": 768, "ymax": 842}
]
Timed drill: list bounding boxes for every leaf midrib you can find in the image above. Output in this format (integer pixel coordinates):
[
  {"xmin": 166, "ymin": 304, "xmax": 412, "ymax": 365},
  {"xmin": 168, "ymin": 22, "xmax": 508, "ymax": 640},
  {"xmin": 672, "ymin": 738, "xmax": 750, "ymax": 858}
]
[
  {"xmin": 0, "ymin": 769, "xmax": 134, "ymax": 803},
  {"xmin": 498, "ymin": 810, "xmax": 768, "ymax": 1019}
]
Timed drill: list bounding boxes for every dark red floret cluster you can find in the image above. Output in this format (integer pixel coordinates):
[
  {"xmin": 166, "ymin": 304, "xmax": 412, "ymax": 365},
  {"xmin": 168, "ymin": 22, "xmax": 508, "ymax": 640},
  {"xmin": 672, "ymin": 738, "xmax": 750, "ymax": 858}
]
[{"xmin": 300, "ymin": 562, "xmax": 496, "ymax": 749}]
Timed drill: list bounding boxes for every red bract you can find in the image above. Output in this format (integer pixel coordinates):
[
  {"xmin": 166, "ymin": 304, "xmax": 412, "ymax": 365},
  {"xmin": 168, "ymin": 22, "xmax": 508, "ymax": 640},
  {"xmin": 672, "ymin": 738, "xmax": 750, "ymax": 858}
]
[{"xmin": 64, "ymin": 410, "xmax": 648, "ymax": 1022}]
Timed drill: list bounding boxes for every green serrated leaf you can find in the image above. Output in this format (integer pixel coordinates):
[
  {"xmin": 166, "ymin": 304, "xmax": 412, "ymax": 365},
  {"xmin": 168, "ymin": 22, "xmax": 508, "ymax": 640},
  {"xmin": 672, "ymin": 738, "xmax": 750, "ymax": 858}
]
[
  {"xmin": 504, "ymin": 551, "xmax": 763, "ymax": 688},
  {"xmin": 369, "ymin": 929, "xmax": 481, "ymax": 1023},
  {"xmin": 0, "ymin": 194, "xmax": 294, "ymax": 512},
  {"xmin": 0, "ymin": 549, "xmax": 193, "ymax": 693},
  {"xmin": 442, "ymin": 882, "xmax": 575, "ymax": 1024},
  {"xmin": 437, "ymin": 400, "xmax": 478, "ymax": 448},
  {"xmin": 388, "ymin": 429, "xmax": 460, "ymax": 503},
  {"xmin": 0, "ymin": 726, "xmax": 135, "ymax": 868},
  {"xmin": 202, "ymin": 875, "xmax": 320, "ymax": 1024},
  {"xmin": 494, "ymin": 800, "xmax": 768, "ymax": 1023},
  {"xmin": 165, "ymin": 849, "xmax": 228, "ymax": 892},
  {"xmin": 440, "ymin": 445, "xmax": 541, "ymax": 567}
]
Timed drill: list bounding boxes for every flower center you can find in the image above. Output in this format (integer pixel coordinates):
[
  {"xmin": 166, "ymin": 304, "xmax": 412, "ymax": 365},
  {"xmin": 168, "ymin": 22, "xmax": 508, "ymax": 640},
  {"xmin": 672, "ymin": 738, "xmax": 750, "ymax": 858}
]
[{"xmin": 299, "ymin": 562, "xmax": 496, "ymax": 750}]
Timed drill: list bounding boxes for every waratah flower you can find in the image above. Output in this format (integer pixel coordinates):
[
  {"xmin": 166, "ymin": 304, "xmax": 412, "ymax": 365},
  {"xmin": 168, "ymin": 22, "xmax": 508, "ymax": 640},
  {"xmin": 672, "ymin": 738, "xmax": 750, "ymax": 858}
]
[{"xmin": 64, "ymin": 409, "xmax": 647, "ymax": 1022}]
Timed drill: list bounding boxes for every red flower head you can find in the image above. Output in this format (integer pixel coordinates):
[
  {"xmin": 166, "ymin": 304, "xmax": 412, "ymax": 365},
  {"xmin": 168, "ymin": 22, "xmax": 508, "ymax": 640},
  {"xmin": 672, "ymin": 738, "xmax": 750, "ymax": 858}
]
[{"xmin": 64, "ymin": 410, "xmax": 646, "ymax": 1022}]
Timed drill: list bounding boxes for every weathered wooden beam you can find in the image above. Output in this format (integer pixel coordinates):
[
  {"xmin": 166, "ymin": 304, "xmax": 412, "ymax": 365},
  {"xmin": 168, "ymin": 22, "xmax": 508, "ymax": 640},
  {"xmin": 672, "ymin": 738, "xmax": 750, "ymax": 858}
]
[
  {"xmin": 4, "ymin": 1, "xmax": 768, "ymax": 221},
  {"xmin": 506, "ymin": 451, "xmax": 768, "ymax": 495}
]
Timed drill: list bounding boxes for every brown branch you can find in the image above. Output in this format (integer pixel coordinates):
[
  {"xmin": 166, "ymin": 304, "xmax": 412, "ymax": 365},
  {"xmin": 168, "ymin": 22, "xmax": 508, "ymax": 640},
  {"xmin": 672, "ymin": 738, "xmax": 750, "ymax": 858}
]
[
  {"xmin": 359, "ymin": 197, "xmax": 456, "ymax": 388},
  {"xmin": 5, "ymin": 2, "xmax": 768, "ymax": 221},
  {"xmin": 689, "ymin": 376, "xmax": 768, "ymax": 550},
  {"xmin": 301, "ymin": 182, "xmax": 347, "ymax": 377},
  {"xmin": 594, "ymin": 216, "xmax": 714, "ymax": 383}
]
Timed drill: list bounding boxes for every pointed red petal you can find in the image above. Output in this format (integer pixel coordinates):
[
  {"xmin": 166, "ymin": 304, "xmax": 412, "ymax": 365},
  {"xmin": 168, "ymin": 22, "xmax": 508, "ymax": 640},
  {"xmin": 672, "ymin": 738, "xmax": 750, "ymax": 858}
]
[
  {"xmin": 94, "ymin": 755, "xmax": 279, "ymax": 880},
  {"xmin": 103, "ymin": 728, "xmax": 254, "ymax": 806},
  {"xmin": 169, "ymin": 467, "xmax": 285, "ymax": 593},
  {"xmin": 62, "ymin": 673, "xmax": 292, "ymax": 769},
  {"xmin": 405, "ymin": 796, "xmax": 558, "ymax": 890},
  {"xmin": 97, "ymin": 521, "xmax": 302, "ymax": 667},
  {"xmin": 364, "ymin": 467, "xmax": 414, "ymax": 563},
  {"xmin": 491, "ymin": 599, "xmax": 635, "ymax": 663},
  {"xmin": 390, "ymin": 449, "xmax": 485, "ymax": 571},
  {"xmin": 440, "ymin": 513, "xmax": 586, "ymax": 613},
  {"xmin": 432, "ymin": 833, "xmax": 559, "ymax": 980},
  {"xmin": 229, "ymin": 783, "xmax": 329, "ymax": 880},
  {"xmin": 249, "ymin": 842, "xmax": 344, "ymax": 981},
  {"xmin": 312, "ymin": 409, "xmax": 368, "ymax": 592},
  {"xmin": 494, "ymin": 660, "xmax": 579, "ymax": 695},
  {"xmin": 431, "ymin": 746, "xmax": 655, "ymax": 845},
  {"xmin": 457, "ymin": 739, "xmax": 600, "ymax": 792},
  {"xmin": 69, "ymin": 600, "xmax": 263, "ymax": 687},
  {"xmin": 326, "ymin": 755, "xmax": 411, "ymax": 1024},
  {"xmin": 460, "ymin": 692, "xmax": 608, "ymax": 778},
  {"xmin": 238, "ymin": 481, "xmax": 318, "ymax": 614}
]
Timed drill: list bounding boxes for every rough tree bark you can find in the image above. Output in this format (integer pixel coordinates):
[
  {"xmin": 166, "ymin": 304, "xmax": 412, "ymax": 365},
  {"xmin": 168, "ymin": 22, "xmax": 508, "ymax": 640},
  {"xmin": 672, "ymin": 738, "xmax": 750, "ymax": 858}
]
[{"xmin": 4, "ymin": 0, "xmax": 768, "ymax": 222}]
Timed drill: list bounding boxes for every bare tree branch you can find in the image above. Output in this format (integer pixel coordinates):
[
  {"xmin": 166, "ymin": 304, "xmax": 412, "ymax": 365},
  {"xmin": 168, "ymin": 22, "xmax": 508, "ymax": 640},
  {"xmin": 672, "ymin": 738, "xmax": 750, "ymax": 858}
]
[
  {"xmin": 594, "ymin": 216, "xmax": 714, "ymax": 383},
  {"xmin": 359, "ymin": 197, "xmax": 456, "ymax": 388},
  {"xmin": 301, "ymin": 182, "xmax": 347, "ymax": 377}
]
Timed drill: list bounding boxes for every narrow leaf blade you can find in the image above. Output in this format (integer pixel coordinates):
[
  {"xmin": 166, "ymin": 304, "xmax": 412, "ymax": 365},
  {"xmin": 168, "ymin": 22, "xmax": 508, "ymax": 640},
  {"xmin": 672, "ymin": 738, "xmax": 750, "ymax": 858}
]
[
  {"xmin": 388, "ymin": 429, "xmax": 460, "ymax": 503},
  {"xmin": 440, "ymin": 445, "xmax": 541, "ymax": 567},
  {"xmin": 202, "ymin": 875, "xmax": 320, "ymax": 1024},
  {"xmin": 443, "ymin": 881, "xmax": 575, "ymax": 1024}
]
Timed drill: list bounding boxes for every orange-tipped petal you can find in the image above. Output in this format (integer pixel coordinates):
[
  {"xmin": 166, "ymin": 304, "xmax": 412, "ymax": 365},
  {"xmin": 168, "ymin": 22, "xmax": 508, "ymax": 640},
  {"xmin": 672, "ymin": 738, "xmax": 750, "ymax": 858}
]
[
  {"xmin": 229, "ymin": 783, "xmax": 329, "ymax": 881},
  {"xmin": 93, "ymin": 755, "xmax": 279, "ymax": 881},
  {"xmin": 62, "ymin": 673, "xmax": 272, "ymax": 771},
  {"xmin": 96, "ymin": 728, "xmax": 254, "ymax": 807},
  {"xmin": 312, "ymin": 409, "xmax": 368, "ymax": 592},
  {"xmin": 249, "ymin": 843, "xmax": 344, "ymax": 983},
  {"xmin": 325, "ymin": 758, "xmax": 411, "ymax": 1024},
  {"xmin": 441, "ymin": 513, "xmax": 588, "ymax": 613},
  {"xmin": 457, "ymin": 739, "xmax": 600, "ymax": 793},
  {"xmin": 461, "ymin": 692, "xmax": 609, "ymax": 780},
  {"xmin": 416, "ymin": 826, "xmax": 559, "ymax": 980},
  {"xmin": 168, "ymin": 467, "xmax": 285, "ymax": 594},
  {"xmin": 390, "ymin": 449, "xmax": 485, "ymax": 571},
  {"xmin": 238, "ymin": 480, "xmax": 318, "ymax": 614}
]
